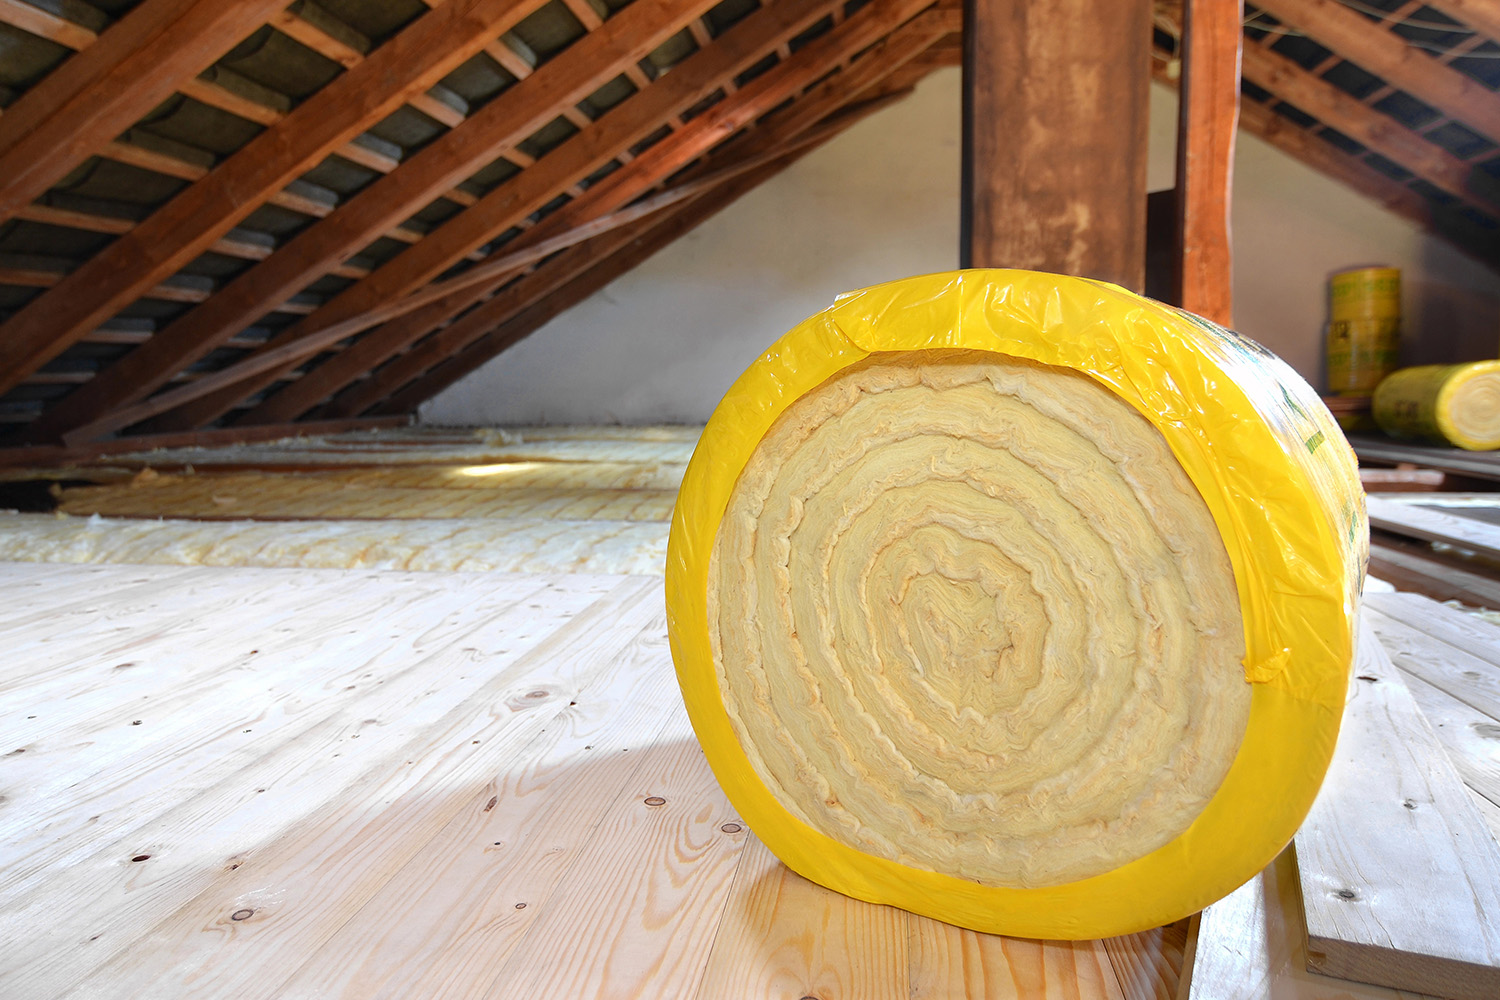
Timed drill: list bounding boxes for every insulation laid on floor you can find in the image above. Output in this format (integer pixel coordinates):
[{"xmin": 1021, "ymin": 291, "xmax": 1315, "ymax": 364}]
[
  {"xmin": 668, "ymin": 270, "xmax": 1368, "ymax": 939},
  {"xmin": 0, "ymin": 513, "xmax": 669, "ymax": 576}
]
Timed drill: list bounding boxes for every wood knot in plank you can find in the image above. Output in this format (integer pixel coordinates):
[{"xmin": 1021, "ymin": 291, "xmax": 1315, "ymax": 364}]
[
  {"xmin": 231, "ymin": 909, "xmax": 254, "ymax": 921},
  {"xmin": 644, "ymin": 796, "xmax": 666, "ymax": 807}
]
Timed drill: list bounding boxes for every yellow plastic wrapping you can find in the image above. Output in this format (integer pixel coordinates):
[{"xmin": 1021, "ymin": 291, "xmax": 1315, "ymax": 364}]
[
  {"xmin": 1326, "ymin": 266, "xmax": 1401, "ymax": 396},
  {"xmin": 666, "ymin": 270, "xmax": 1367, "ymax": 939},
  {"xmin": 1373, "ymin": 361, "xmax": 1500, "ymax": 450}
]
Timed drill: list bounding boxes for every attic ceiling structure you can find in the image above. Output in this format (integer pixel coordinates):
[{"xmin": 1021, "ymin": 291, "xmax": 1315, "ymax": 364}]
[{"xmin": 0, "ymin": 0, "xmax": 1496, "ymax": 454}]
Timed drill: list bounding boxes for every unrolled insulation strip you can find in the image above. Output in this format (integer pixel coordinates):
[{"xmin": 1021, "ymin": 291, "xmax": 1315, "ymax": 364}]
[{"xmin": 666, "ymin": 270, "xmax": 1367, "ymax": 939}]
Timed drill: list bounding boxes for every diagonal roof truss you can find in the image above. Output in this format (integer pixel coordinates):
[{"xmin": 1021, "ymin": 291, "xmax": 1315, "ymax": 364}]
[{"xmin": 0, "ymin": 0, "xmax": 1494, "ymax": 448}]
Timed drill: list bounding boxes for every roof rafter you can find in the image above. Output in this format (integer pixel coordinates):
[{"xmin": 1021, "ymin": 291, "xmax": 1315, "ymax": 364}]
[
  {"xmin": 132, "ymin": 0, "xmax": 915, "ymax": 434},
  {"xmin": 0, "ymin": 0, "xmax": 556, "ymax": 400},
  {"xmin": 346, "ymin": 68, "xmax": 942, "ymax": 419},
  {"xmin": 232, "ymin": 0, "xmax": 962, "ymax": 427},
  {"xmin": 29, "ymin": 0, "xmax": 728, "ymax": 445},
  {"xmin": 1253, "ymin": 0, "xmax": 1500, "ymax": 143},
  {"xmin": 0, "ymin": 0, "xmax": 293, "ymax": 226},
  {"xmin": 1241, "ymin": 41, "xmax": 1500, "ymax": 212}
]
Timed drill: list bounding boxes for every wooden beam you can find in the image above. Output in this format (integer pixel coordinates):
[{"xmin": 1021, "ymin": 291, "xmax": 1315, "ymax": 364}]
[
  {"xmin": 359, "ymin": 75, "xmax": 939, "ymax": 417},
  {"xmin": 0, "ymin": 416, "xmax": 412, "ymax": 470},
  {"xmin": 0, "ymin": 0, "xmax": 98, "ymax": 50},
  {"xmin": 0, "ymin": 0, "xmax": 554, "ymax": 400},
  {"xmin": 1152, "ymin": 53, "xmax": 1500, "ymax": 270},
  {"xmin": 27, "ymin": 0, "xmax": 726, "ymax": 446},
  {"xmin": 1242, "ymin": 42, "xmax": 1500, "ymax": 213},
  {"xmin": 141, "ymin": 0, "xmax": 920, "ymax": 434},
  {"xmin": 1174, "ymin": 0, "xmax": 1240, "ymax": 325},
  {"xmin": 962, "ymin": 0, "xmax": 1150, "ymax": 289},
  {"xmin": 0, "ymin": 0, "xmax": 292, "ymax": 226},
  {"xmin": 1428, "ymin": 0, "xmax": 1500, "ymax": 45},
  {"xmin": 57, "ymin": 118, "xmax": 878, "ymax": 443},
  {"xmin": 248, "ymin": 5, "xmax": 956, "ymax": 426},
  {"xmin": 1254, "ymin": 0, "xmax": 1500, "ymax": 144}
]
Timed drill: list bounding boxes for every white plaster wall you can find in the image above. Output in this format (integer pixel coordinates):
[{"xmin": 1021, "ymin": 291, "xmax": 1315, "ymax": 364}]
[{"xmin": 421, "ymin": 71, "xmax": 1499, "ymax": 426}]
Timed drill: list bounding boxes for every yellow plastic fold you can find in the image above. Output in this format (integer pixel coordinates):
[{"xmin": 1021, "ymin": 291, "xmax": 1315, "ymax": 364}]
[{"xmin": 666, "ymin": 270, "xmax": 1367, "ymax": 939}]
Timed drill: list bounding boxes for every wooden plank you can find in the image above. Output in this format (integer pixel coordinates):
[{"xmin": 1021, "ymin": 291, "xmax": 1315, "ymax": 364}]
[
  {"xmin": 0, "ymin": 0, "xmax": 554, "ymax": 399},
  {"xmin": 0, "ymin": 572, "xmax": 660, "ymax": 999},
  {"xmin": 909, "ymin": 918, "xmax": 1126, "ymax": 999},
  {"xmin": 1364, "ymin": 597, "xmax": 1500, "ymax": 734},
  {"xmin": 1352, "ymin": 437, "xmax": 1500, "ymax": 483},
  {"xmin": 0, "ymin": 0, "xmax": 292, "ymax": 225},
  {"xmin": 1367, "ymin": 495, "xmax": 1500, "ymax": 562},
  {"xmin": 485, "ymin": 697, "xmax": 747, "ymax": 999},
  {"xmin": 962, "ymin": 0, "xmax": 1150, "ymax": 290},
  {"xmin": 693, "ymin": 834, "xmax": 908, "ymax": 1000},
  {"xmin": 1292, "ymin": 622, "xmax": 1500, "ymax": 1000},
  {"xmin": 26, "ymin": 0, "xmax": 726, "ymax": 446},
  {"xmin": 0, "ymin": 416, "xmax": 411, "ymax": 470},
  {"xmin": 153, "ymin": 0, "xmax": 888, "ymax": 434},
  {"xmin": 1368, "ymin": 535, "xmax": 1500, "ymax": 610},
  {"xmin": 1180, "ymin": 848, "xmax": 1419, "ymax": 999},
  {"xmin": 1254, "ymin": 0, "xmax": 1500, "ymax": 145},
  {"xmin": 144, "ymin": 0, "xmax": 928, "ymax": 432},
  {"xmin": 1174, "ymin": 0, "xmax": 1240, "ymax": 325},
  {"xmin": 1366, "ymin": 590, "xmax": 1500, "ymax": 669},
  {"xmin": 1104, "ymin": 922, "xmax": 1187, "ymax": 1000},
  {"xmin": 1401, "ymin": 671, "xmax": 1500, "ymax": 814}
]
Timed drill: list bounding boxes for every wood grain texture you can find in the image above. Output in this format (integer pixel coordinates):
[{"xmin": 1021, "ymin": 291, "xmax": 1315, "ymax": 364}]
[
  {"xmin": 963, "ymin": 0, "xmax": 1150, "ymax": 289},
  {"xmin": 910, "ymin": 918, "xmax": 1126, "ymax": 1000},
  {"xmin": 1293, "ymin": 622, "xmax": 1500, "ymax": 1000},
  {"xmin": 1174, "ymin": 0, "xmax": 1240, "ymax": 325},
  {"xmin": 28, "ymin": 0, "xmax": 725, "ymax": 445},
  {"xmin": 1366, "ymin": 590, "xmax": 1500, "ymax": 669},
  {"xmin": 1368, "ymin": 535, "xmax": 1500, "ymax": 609},
  {"xmin": 1181, "ymin": 848, "xmax": 1426, "ymax": 1000},
  {"xmin": 1104, "ymin": 921, "xmax": 1187, "ymax": 1000},
  {"xmin": 1366, "ymin": 496, "xmax": 1500, "ymax": 562},
  {"xmin": 0, "ymin": 0, "xmax": 553, "ymax": 397},
  {"xmin": 695, "ymin": 834, "xmax": 909, "ymax": 1000}
]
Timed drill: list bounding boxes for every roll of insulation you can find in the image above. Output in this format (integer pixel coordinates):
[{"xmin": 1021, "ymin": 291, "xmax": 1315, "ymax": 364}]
[
  {"xmin": 1326, "ymin": 266, "xmax": 1400, "ymax": 396},
  {"xmin": 1373, "ymin": 361, "xmax": 1500, "ymax": 450},
  {"xmin": 665, "ymin": 270, "xmax": 1367, "ymax": 939}
]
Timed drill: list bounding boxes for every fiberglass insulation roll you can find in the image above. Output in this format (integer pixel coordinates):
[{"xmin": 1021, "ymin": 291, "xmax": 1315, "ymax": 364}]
[{"xmin": 666, "ymin": 271, "xmax": 1367, "ymax": 939}]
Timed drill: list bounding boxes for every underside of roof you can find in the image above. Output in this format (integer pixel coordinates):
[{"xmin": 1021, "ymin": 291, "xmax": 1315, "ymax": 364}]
[{"xmin": 0, "ymin": 0, "xmax": 1495, "ymax": 448}]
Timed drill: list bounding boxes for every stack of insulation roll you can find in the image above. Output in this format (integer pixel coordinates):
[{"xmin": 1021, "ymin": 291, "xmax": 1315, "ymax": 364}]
[{"xmin": 666, "ymin": 271, "xmax": 1367, "ymax": 940}]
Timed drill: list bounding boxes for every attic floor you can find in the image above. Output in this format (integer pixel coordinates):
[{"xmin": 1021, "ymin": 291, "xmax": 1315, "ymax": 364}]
[
  {"xmin": 0, "ymin": 426, "xmax": 696, "ymax": 575},
  {"xmin": 0, "ymin": 560, "xmax": 1172, "ymax": 1000}
]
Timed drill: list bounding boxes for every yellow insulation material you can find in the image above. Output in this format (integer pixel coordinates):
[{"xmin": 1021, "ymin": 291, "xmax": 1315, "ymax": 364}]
[
  {"xmin": 1373, "ymin": 361, "xmax": 1500, "ymax": 450},
  {"xmin": 666, "ymin": 270, "xmax": 1367, "ymax": 939}
]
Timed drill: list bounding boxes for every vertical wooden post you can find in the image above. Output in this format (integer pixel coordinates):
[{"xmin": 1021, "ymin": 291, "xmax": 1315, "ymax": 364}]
[
  {"xmin": 961, "ymin": 0, "xmax": 1151, "ymax": 290},
  {"xmin": 1175, "ymin": 0, "xmax": 1242, "ymax": 326}
]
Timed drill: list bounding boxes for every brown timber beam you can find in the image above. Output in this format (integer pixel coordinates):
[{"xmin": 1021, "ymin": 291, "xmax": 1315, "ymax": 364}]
[
  {"xmin": 140, "ymin": 0, "xmax": 947, "ymax": 434},
  {"xmin": 344, "ymin": 62, "xmax": 940, "ymax": 419},
  {"xmin": 1254, "ymin": 0, "xmax": 1500, "ymax": 144},
  {"xmin": 0, "ymin": 0, "xmax": 292, "ymax": 227},
  {"xmin": 1174, "ymin": 0, "xmax": 1241, "ymax": 324},
  {"xmin": 0, "ymin": 0, "xmax": 553, "ymax": 399},
  {"xmin": 247, "ymin": 5, "xmax": 956, "ymax": 426},
  {"xmin": 962, "ymin": 0, "xmax": 1150, "ymax": 289},
  {"xmin": 28, "ymin": 0, "xmax": 724, "ymax": 445}
]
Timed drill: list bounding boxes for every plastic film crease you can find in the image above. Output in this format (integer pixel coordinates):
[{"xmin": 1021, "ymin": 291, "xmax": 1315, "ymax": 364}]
[{"xmin": 666, "ymin": 270, "xmax": 1366, "ymax": 939}]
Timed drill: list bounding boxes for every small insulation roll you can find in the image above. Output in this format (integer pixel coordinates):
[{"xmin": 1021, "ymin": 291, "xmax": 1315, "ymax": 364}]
[
  {"xmin": 666, "ymin": 270, "xmax": 1367, "ymax": 939},
  {"xmin": 1373, "ymin": 361, "xmax": 1500, "ymax": 450}
]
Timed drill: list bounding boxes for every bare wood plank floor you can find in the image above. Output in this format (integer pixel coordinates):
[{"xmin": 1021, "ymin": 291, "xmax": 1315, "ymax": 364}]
[{"xmin": 1, "ymin": 561, "xmax": 1147, "ymax": 1000}]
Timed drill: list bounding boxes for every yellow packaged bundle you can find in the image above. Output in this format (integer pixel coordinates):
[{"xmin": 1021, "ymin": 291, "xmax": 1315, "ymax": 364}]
[
  {"xmin": 1326, "ymin": 266, "xmax": 1400, "ymax": 396},
  {"xmin": 1373, "ymin": 361, "xmax": 1500, "ymax": 450},
  {"xmin": 666, "ymin": 270, "xmax": 1367, "ymax": 939}
]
